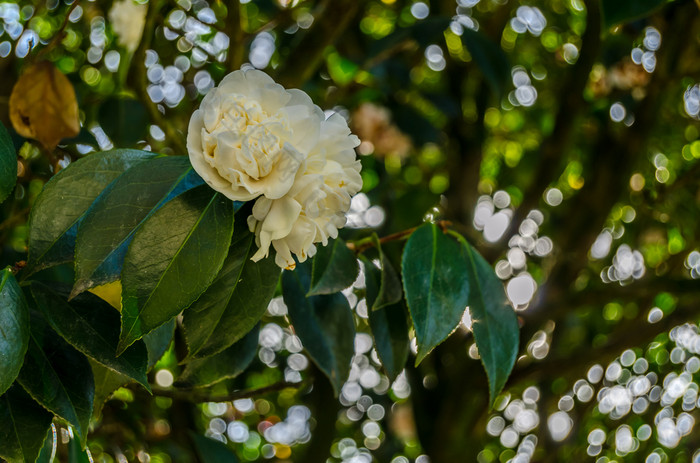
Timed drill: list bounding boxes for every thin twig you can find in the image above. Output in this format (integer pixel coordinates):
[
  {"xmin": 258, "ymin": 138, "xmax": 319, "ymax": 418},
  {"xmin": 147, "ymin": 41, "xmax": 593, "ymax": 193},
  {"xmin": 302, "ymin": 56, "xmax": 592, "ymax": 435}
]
[
  {"xmin": 36, "ymin": 1, "xmax": 79, "ymax": 60},
  {"xmin": 347, "ymin": 220, "xmax": 453, "ymax": 254},
  {"xmin": 150, "ymin": 380, "xmax": 305, "ymax": 403}
]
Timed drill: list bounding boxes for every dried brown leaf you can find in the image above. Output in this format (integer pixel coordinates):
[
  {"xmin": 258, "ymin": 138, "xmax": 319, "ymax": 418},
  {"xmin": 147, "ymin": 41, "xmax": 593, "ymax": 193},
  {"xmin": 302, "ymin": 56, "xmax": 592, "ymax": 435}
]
[{"xmin": 9, "ymin": 61, "xmax": 80, "ymax": 151}]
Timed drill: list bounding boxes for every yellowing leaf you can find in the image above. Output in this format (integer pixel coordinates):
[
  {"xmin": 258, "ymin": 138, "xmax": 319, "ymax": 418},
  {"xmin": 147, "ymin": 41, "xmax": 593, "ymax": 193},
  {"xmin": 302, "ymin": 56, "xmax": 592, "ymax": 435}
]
[
  {"xmin": 9, "ymin": 61, "xmax": 80, "ymax": 151},
  {"xmin": 88, "ymin": 280, "xmax": 122, "ymax": 311}
]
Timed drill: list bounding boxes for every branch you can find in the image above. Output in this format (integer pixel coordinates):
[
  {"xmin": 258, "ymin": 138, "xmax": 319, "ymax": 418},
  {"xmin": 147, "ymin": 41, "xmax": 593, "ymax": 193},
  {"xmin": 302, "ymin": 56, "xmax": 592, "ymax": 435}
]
[
  {"xmin": 36, "ymin": 1, "xmax": 79, "ymax": 60},
  {"xmin": 347, "ymin": 220, "xmax": 452, "ymax": 254},
  {"xmin": 150, "ymin": 380, "xmax": 305, "ymax": 403}
]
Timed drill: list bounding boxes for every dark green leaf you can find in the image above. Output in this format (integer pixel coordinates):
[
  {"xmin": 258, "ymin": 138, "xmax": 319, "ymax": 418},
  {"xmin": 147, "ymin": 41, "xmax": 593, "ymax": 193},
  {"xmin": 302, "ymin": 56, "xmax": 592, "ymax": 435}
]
[
  {"xmin": 455, "ymin": 233, "xmax": 519, "ymax": 404},
  {"xmin": 72, "ymin": 156, "xmax": 203, "ymax": 297},
  {"xmin": 0, "ymin": 384, "xmax": 54, "ymax": 463},
  {"xmin": 98, "ymin": 97, "xmax": 149, "ymax": 147},
  {"xmin": 0, "ymin": 120, "xmax": 16, "ymax": 204},
  {"xmin": 90, "ymin": 359, "xmax": 130, "ymax": 419},
  {"xmin": 369, "ymin": 234, "xmax": 403, "ymax": 311},
  {"xmin": 177, "ymin": 325, "xmax": 259, "ymax": 388},
  {"xmin": 36, "ymin": 425, "xmax": 57, "ymax": 463},
  {"xmin": 282, "ymin": 264, "xmax": 355, "ymax": 395},
  {"xmin": 17, "ymin": 313, "xmax": 94, "ymax": 443},
  {"xmin": 119, "ymin": 186, "xmax": 234, "ymax": 353},
  {"xmin": 460, "ymin": 28, "xmax": 511, "ymax": 97},
  {"xmin": 144, "ymin": 319, "xmax": 175, "ymax": 370},
  {"xmin": 402, "ymin": 223, "xmax": 469, "ymax": 365},
  {"xmin": 27, "ymin": 149, "xmax": 155, "ymax": 274},
  {"xmin": 601, "ymin": 0, "xmax": 671, "ymax": 28},
  {"xmin": 191, "ymin": 433, "xmax": 240, "ymax": 463},
  {"xmin": 0, "ymin": 268, "xmax": 29, "ymax": 396},
  {"xmin": 308, "ymin": 238, "xmax": 358, "ymax": 296},
  {"xmin": 183, "ymin": 229, "xmax": 280, "ymax": 359},
  {"xmin": 29, "ymin": 282, "xmax": 150, "ymax": 390},
  {"xmin": 363, "ymin": 257, "xmax": 409, "ymax": 381},
  {"xmin": 68, "ymin": 436, "xmax": 91, "ymax": 463}
]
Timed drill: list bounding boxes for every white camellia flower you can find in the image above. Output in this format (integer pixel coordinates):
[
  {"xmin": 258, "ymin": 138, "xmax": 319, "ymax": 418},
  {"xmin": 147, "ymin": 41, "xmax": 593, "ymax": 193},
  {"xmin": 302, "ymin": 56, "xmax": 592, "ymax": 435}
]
[
  {"xmin": 187, "ymin": 69, "xmax": 362, "ymax": 269},
  {"xmin": 108, "ymin": 0, "xmax": 147, "ymax": 53}
]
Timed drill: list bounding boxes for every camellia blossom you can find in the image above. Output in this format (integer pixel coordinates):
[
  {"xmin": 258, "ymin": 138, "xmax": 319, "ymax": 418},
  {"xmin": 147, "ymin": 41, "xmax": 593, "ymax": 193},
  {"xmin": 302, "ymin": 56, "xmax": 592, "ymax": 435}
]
[
  {"xmin": 187, "ymin": 69, "xmax": 362, "ymax": 269},
  {"xmin": 108, "ymin": 0, "xmax": 147, "ymax": 53}
]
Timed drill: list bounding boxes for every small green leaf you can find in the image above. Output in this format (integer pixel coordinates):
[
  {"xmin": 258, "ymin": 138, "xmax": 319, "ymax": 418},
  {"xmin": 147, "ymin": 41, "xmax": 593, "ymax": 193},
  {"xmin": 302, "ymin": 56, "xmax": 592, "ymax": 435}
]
[
  {"xmin": 29, "ymin": 282, "xmax": 150, "ymax": 390},
  {"xmin": 68, "ymin": 436, "xmax": 91, "ymax": 463},
  {"xmin": 36, "ymin": 425, "xmax": 57, "ymax": 463},
  {"xmin": 72, "ymin": 156, "xmax": 203, "ymax": 297},
  {"xmin": 402, "ymin": 223, "xmax": 470, "ymax": 365},
  {"xmin": 144, "ymin": 319, "xmax": 175, "ymax": 370},
  {"xmin": 282, "ymin": 263, "xmax": 355, "ymax": 395},
  {"xmin": 119, "ymin": 186, "xmax": 234, "ymax": 353},
  {"xmin": 460, "ymin": 28, "xmax": 511, "ymax": 97},
  {"xmin": 308, "ymin": 238, "xmax": 358, "ymax": 296},
  {"xmin": 454, "ymin": 233, "xmax": 519, "ymax": 404},
  {"xmin": 362, "ymin": 257, "xmax": 409, "ymax": 381},
  {"xmin": 601, "ymin": 0, "xmax": 672, "ymax": 28},
  {"xmin": 183, "ymin": 228, "xmax": 280, "ymax": 359},
  {"xmin": 0, "ymin": 121, "xmax": 17, "ymax": 204},
  {"xmin": 369, "ymin": 234, "xmax": 402, "ymax": 311},
  {"xmin": 177, "ymin": 325, "xmax": 259, "ymax": 388},
  {"xmin": 27, "ymin": 149, "xmax": 156, "ymax": 274},
  {"xmin": 191, "ymin": 433, "xmax": 240, "ymax": 463},
  {"xmin": 17, "ymin": 313, "xmax": 94, "ymax": 443},
  {"xmin": 0, "ymin": 384, "xmax": 54, "ymax": 463},
  {"xmin": 0, "ymin": 268, "xmax": 29, "ymax": 396},
  {"xmin": 98, "ymin": 97, "xmax": 149, "ymax": 147},
  {"xmin": 90, "ymin": 359, "xmax": 130, "ymax": 419}
]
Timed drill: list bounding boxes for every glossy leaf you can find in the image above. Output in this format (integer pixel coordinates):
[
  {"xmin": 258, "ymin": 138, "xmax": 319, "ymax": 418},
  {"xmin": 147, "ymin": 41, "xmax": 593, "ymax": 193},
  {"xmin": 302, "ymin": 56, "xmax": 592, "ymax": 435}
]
[
  {"xmin": 0, "ymin": 268, "xmax": 29, "ymax": 396},
  {"xmin": 601, "ymin": 0, "xmax": 671, "ymax": 28},
  {"xmin": 363, "ymin": 257, "xmax": 409, "ymax": 381},
  {"xmin": 27, "ymin": 149, "xmax": 156, "ymax": 274},
  {"xmin": 68, "ymin": 436, "xmax": 91, "ymax": 463},
  {"xmin": 369, "ymin": 234, "xmax": 403, "ymax": 311},
  {"xmin": 183, "ymin": 229, "xmax": 280, "ymax": 359},
  {"xmin": 282, "ymin": 264, "xmax": 355, "ymax": 395},
  {"xmin": 36, "ymin": 425, "xmax": 57, "ymax": 463},
  {"xmin": 308, "ymin": 237, "xmax": 358, "ymax": 296},
  {"xmin": 0, "ymin": 121, "xmax": 16, "ymax": 204},
  {"xmin": 402, "ymin": 222, "xmax": 470, "ymax": 364},
  {"xmin": 455, "ymin": 233, "xmax": 519, "ymax": 404},
  {"xmin": 144, "ymin": 319, "xmax": 175, "ymax": 370},
  {"xmin": 98, "ymin": 97, "xmax": 149, "ymax": 147},
  {"xmin": 460, "ymin": 28, "xmax": 511, "ymax": 97},
  {"xmin": 0, "ymin": 384, "xmax": 54, "ymax": 463},
  {"xmin": 17, "ymin": 313, "xmax": 94, "ymax": 443},
  {"xmin": 191, "ymin": 433, "xmax": 240, "ymax": 463},
  {"xmin": 90, "ymin": 359, "xmax": 131, "ymax": 419},
  {"xmin": 118, "ymin": 186, "xmax": 233, "ymax": 353},
  {"xmin": 72, "ymin": 155, "xmax": 203, "ymax": 297},
  {"xmin": 177, "ymin": 325, "xmax": 259, "ymax": 388},
  {"xmin": 29, "ymin": 282, "xmax": 150, "ymax": 389}
]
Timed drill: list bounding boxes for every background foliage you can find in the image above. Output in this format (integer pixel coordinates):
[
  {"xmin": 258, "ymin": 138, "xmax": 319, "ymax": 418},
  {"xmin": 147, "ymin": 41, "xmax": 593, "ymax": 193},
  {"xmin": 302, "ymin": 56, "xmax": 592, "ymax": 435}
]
[{"xmin": 1, "ymin": 0, "xmax": 700, "ymax": 462}]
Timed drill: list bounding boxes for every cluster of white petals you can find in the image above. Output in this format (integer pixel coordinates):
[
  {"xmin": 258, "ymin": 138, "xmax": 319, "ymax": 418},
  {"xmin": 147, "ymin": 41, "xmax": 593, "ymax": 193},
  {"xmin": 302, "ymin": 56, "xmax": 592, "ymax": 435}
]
[
  {"xmin": 108, "ymin": 0, "xmax": 147, "ymax": 53},
  {"xmin": 187, "ymin": 69, "xmax": 362, "ymax": 269}
]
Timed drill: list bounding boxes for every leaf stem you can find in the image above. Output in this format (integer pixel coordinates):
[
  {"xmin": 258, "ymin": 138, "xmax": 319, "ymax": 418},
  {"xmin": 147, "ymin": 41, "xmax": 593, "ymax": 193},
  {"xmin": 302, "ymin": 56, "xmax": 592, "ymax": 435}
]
[
  {"xmin": 347, "ymin": 220, "xmax": 452, "ymax": 254},
  {"xmin": 150, "ymin": 380, "xmax": 305, "ymax": 403}
]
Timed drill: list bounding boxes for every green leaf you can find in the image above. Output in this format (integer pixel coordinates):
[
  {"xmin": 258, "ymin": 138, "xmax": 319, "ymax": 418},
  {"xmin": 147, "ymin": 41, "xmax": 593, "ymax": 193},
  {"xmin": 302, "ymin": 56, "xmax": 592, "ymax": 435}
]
[
  {"xmin": 282, "ymin": 264, "xmax": 355, "ymax": 395},
  {"xmin": 17, "ymin": 313, "xmax": 94, "ymax": 443},
  {"xmin": 308, "ymin": 238, "xmax": 358, "ymax": 296},
  {"xmin": 0, "ymin": 268, "xmax": 30, "ymax": 396},
  {"xmin": 183, "ymin": 228, "xmax": 280, "ymax": 359},
  {"xmin": 191, "ymin": 433, "xmax": 240, "ymax": 463},
  {"xmin": 601, "ymin": 0, "xmax": 671, "ymax": 28},
  {"xmin": 0, "ymin": 384, "xmax": 54, "ymax": 463},
  {"xmin": 368, "ymin": 234, "xmax": 403, "ymax": 311},
  {"xmin": 454, "ymin": 233, "xmax": 519, "ymax": 404},
  {"xmin": 177, "ymin": 325, "xmax": 259, "ymax": 388},
  {"xmin": 90, "ymin": 359, "xmax": 130, "ymax": 419},
  {"xmin": 68, "ymin": 436, "xmax": 91, "ymax": 463},
  {"xmin": 36, "ymin": 425, "xmax": 57, "ymax": 463},
  {"xmin": 460, "ymin": 28, "xmax": 511, "ymax": 97},
  {"xmin": 29, "ymin": 282, "xmax": 150, "ymax": 390},
  {"xmin": 362, "ymin": 257, "xmax": 409, "ymax": 381},
  {"xmin": 72, "ymin": 155, "xmax": 203, "ymax": 297},
  {"xmin": 27, "ymin": 149, "xmax": 156, "ymax": 274},
  {"xmin": 119, "ymin": 186, "xmax": 234, "ymax": 353},
  {"xmin": 369, "ymin": 17, "xmax": 451, "ymax": 60},
  {"xmin": 98, "ymin": 97, "xmax": 149, "ymax": 147},
  {"xmin": 144, "ymin": 319, "xmax": 175, "ymax": 370},
  {"xmin": 0, "ymin": 120, "xmax": 17, "ymax": 204},
  {"xmin": 402, "ymin": 222, "xmax": 469, "ymax": 365}
]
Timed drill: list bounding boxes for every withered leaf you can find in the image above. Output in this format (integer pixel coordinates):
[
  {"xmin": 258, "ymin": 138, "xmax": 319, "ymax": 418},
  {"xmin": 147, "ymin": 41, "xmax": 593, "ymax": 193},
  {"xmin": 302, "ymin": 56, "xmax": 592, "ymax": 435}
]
[{"xmin": 9, "ymin": 61, "xmax": 80, "ymax": 151}]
